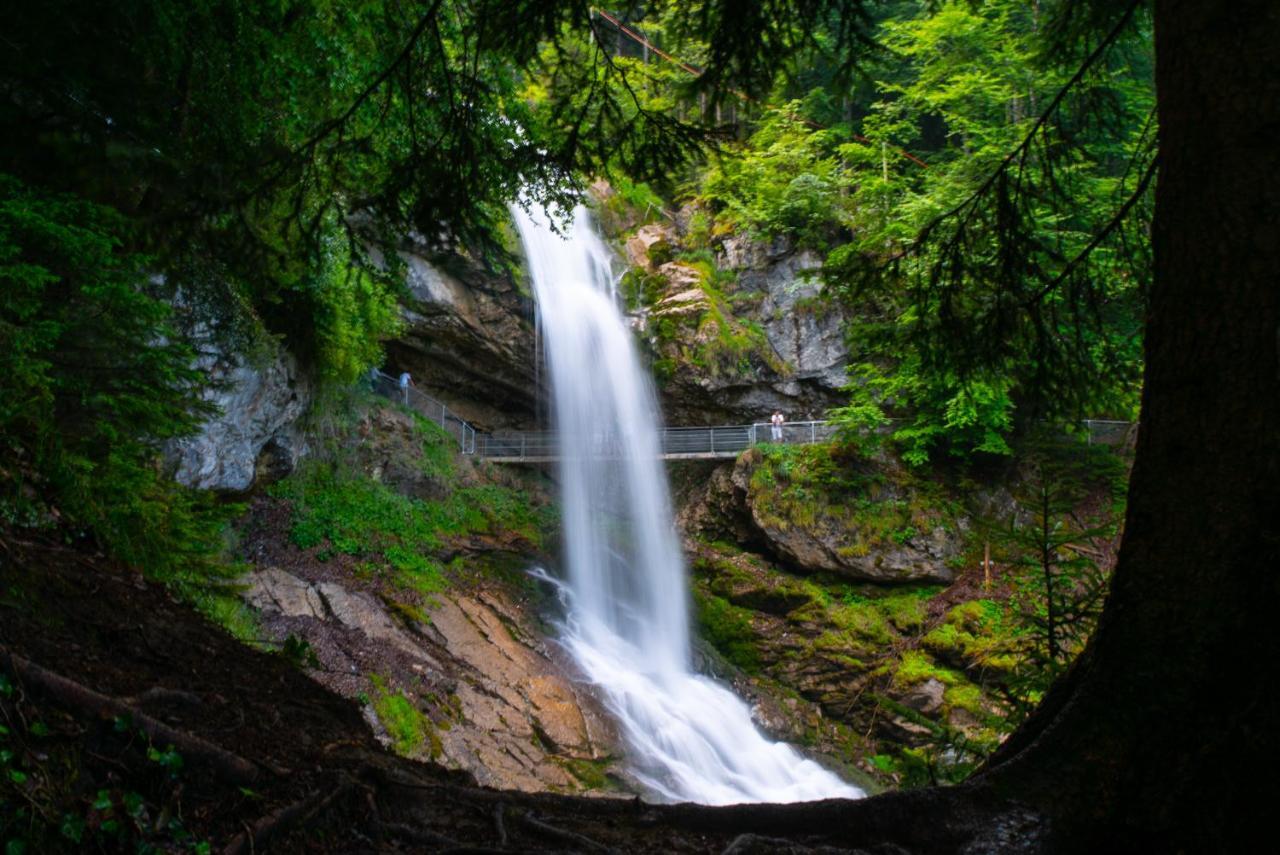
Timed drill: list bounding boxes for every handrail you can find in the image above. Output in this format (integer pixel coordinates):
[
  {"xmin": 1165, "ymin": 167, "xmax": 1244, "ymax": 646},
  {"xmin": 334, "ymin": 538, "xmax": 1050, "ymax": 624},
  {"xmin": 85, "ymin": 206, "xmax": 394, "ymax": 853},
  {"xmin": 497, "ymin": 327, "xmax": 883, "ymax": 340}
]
[
  {"xmin": 369, "ymin": 370, "xmax": 478, "ymax": 454},
  {"xmin": 368, "ymin": 370, "xmax": 1133, "ymax": 461}
]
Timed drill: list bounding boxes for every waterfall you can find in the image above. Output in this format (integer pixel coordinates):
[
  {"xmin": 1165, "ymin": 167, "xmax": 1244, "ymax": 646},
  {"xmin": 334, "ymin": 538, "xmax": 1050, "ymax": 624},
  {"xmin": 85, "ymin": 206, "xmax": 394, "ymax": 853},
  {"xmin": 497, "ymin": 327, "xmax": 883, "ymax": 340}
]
[{"xmin": 512, "ymin": 203, "xmax": 863, "ymax": 805}]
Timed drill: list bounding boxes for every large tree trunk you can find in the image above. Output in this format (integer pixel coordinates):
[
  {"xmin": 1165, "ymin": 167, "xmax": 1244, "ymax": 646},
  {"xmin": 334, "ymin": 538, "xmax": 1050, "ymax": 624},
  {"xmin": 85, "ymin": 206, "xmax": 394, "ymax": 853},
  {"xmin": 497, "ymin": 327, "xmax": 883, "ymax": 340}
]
[{"xmin": 977, "ymin": 1, "xmax": 1280, "ymax": 848}]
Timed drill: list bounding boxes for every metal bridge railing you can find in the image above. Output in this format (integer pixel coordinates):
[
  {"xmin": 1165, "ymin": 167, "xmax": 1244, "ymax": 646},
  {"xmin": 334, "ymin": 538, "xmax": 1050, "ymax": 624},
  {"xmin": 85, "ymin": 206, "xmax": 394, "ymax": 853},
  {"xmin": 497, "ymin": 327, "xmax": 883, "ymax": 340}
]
[
  {"xmin": 369, "ymin": 371, "xmax": 1132, "ymax": 460},
  {"xmin": 472, "ymin": 420, "xmax": 839, "ymax": 460},
  {"xmin": 370, "ymin": 370, "xmax": 477, "ymax": 454}
]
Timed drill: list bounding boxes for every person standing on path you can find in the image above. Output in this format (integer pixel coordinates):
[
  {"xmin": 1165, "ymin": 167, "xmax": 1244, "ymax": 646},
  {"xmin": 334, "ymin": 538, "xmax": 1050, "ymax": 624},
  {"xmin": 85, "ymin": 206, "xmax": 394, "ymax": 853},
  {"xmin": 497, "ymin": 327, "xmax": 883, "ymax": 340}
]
[
  {"xmin": 770, "ymin": 410, "xmax": 785, "ymax": 442},
  {"xmin": 398, "ymin": 371, "xmax": 414, "ymax": 405}
]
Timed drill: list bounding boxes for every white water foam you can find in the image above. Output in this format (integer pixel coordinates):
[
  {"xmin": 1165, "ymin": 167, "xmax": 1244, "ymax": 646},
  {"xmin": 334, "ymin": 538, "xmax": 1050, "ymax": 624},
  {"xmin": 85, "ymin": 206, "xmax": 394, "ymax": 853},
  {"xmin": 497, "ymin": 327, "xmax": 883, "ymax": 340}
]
[{"xmin": 512, "ymin": 203, "xmax": 863, "ymax": 806}]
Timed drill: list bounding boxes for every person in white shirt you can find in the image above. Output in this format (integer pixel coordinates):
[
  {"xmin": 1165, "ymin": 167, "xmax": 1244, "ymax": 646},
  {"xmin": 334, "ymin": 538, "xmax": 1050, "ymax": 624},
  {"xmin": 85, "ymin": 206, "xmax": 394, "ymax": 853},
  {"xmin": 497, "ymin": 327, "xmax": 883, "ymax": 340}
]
[
  {"xmin": 770, "ymin": 410, "xmax": 785, "ymax": 441},
  {"xmin": 398, "ymin": 371, "xmax": 413, "ymax": 405}
]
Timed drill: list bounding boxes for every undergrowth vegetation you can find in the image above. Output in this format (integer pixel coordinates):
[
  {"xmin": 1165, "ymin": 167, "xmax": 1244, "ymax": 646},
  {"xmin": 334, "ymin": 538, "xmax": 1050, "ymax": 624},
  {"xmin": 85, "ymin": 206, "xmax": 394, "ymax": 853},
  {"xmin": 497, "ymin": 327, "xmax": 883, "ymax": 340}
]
[
  {"xmin": 687, "ymin": 432, "xmax": 1124, "ymax": 788},
  {"xmin": 268, "ymin": 407, "xmax": 551, "ymax": 597}
]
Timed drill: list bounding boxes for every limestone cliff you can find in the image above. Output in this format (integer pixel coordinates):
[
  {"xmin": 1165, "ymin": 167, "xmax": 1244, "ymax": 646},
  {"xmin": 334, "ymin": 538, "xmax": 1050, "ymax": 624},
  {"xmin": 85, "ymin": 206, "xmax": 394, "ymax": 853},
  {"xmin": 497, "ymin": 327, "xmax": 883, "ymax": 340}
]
[{"xmin": 615, "ymin": 209, "xmax": 851, "ymax": 425}]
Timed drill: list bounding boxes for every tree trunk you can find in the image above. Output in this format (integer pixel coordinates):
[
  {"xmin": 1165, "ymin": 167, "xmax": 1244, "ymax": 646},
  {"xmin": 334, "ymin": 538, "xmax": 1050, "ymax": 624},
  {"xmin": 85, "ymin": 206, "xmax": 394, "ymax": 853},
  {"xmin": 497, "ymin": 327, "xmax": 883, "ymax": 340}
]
[{"xmin": 978, "ymin": 1, "xmax": 1280, "ymax": 848}]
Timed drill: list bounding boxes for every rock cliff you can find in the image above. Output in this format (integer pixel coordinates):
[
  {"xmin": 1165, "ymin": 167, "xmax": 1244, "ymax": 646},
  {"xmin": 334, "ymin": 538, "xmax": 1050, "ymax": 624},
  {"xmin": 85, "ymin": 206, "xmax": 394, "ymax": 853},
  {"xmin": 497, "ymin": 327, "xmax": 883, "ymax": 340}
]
[
  {"xmin": 617, "ymin": 214, "xmax": 851, "ymax": 425},
  {"xmin": 385, "ymin": 248, "xmax": 539, "ymax": 431},
  {"xmin": 166, "ymin": 330, "xmax": 311, "ymax": 493}
]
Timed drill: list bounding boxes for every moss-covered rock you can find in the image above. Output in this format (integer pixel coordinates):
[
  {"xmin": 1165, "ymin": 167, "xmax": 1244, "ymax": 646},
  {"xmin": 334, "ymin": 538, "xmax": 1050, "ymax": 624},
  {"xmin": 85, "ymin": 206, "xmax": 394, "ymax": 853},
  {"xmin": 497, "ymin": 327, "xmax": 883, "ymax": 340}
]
[{"xmin": 687, "ymin": 444, "xmax": 967, "ymax": 584}]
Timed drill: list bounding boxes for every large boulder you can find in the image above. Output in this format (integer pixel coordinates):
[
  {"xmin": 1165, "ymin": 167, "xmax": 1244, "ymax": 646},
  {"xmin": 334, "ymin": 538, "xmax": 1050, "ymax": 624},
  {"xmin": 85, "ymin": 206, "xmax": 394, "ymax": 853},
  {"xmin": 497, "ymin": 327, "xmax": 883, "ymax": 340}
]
[
  {"xmin": 237, "ymin": 562, "xmax": 622, "ymax": 795},
  {"xmin": 683, "ymin": 451, "xmax": 961, "ymax": 584},
  {"xmin": 625, "ymin": 223, "xmax": 674, "ymax": 271}
]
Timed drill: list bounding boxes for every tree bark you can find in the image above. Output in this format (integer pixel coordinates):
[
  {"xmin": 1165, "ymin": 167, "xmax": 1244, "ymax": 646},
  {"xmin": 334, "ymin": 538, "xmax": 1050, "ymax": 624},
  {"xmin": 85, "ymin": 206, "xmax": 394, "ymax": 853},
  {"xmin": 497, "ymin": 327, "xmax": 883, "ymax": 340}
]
[{"xmin": 977, "ymin": 1, "xmax": 1280, "ymax": 848}]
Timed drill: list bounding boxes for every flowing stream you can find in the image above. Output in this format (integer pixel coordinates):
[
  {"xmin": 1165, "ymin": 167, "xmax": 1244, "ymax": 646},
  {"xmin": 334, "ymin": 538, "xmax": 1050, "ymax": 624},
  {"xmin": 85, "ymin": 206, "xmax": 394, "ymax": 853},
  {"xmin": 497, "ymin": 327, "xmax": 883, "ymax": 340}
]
[{"xmin": 512, "ymin": 203, "xmax": 863, "ymax": 805}]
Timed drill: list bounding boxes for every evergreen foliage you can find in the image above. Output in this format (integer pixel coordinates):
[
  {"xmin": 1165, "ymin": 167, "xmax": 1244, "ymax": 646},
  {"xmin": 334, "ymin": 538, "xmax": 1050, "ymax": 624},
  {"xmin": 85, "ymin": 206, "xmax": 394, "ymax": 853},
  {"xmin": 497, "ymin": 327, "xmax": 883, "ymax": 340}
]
[{"xmin": 0, "ymin": 174, "xmax": 230, "ymax": 581}]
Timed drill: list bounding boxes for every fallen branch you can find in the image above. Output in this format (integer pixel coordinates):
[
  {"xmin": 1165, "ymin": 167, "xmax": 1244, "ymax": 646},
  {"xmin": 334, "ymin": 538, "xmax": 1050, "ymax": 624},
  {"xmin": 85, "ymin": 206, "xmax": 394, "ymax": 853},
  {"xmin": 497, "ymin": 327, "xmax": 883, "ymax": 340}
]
[
  {"xmin": 1, "ymin": 648, "xmax": 259, "ymax": 784},
  {"xmin": 375, "ymin": 821, "xmax": 460, "ymax": 847}
]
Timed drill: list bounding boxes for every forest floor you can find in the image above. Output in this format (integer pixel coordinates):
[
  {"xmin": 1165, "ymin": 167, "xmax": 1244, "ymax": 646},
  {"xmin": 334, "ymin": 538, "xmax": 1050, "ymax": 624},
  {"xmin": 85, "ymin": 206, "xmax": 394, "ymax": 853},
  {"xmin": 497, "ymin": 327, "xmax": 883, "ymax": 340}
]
[
  {"xmin": 0, "ymin": 532, "xmax": 1044, "ymax": 854},
  {"xmin": 0, "ymin": 532, "xmax": 1046, "ymax": 854}
]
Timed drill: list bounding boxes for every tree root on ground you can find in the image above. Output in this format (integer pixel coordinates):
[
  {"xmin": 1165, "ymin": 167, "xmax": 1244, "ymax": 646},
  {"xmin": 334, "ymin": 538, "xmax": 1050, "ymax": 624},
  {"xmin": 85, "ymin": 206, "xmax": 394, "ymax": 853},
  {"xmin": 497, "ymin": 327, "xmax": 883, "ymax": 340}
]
[
  {"xmin": 221, "ymin": 777, "xmax": 357, "ymax": 855},
  {"xmin": 1, "ymin": 647, "xmax": 263, "ymax": 784}
]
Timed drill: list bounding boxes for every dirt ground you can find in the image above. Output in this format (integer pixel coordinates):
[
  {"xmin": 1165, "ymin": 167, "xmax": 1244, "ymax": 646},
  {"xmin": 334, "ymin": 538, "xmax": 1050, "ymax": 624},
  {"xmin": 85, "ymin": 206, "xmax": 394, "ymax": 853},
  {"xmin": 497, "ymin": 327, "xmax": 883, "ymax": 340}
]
[{"xmin": 0, "ymin": 533, "xmax": 1031, "ymax": 853}]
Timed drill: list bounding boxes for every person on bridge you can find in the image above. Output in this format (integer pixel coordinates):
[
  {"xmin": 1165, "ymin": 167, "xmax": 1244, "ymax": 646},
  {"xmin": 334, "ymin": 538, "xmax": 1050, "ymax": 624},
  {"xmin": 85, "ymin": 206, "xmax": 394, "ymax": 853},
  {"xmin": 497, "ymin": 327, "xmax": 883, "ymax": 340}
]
[
  {"xmin": 770, "ymin": 411, "xmax": 785, "ymax": 442},
  {"xmin": 398, "ymin": 371, "xmax": 414, "ymax": 405}
]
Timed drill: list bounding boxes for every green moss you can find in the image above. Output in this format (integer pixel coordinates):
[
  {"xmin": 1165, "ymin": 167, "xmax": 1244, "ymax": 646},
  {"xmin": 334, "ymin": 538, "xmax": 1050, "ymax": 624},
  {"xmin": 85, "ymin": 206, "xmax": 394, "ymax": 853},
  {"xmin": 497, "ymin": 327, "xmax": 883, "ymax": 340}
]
[
  {"xmin": 877, "ymin": 587, "xmax": 938, "ymax": 633},
  {"xmin": 922, "ymin": 599, "xmax": 1023, "ymax": 672},
  {"xmin": 944, "ymin": 682, "xmax": 985, "ymax": 716},
  {"xmin": 893, "ymin": 650, "xmax": 962, "ymax": 688},
  {"xmin": 828, "ymin": 601, "xmax": 892, "ymax": 646},
  {"xmin": 369, "ymin": 676, "xmax": 440, "ymax": 758},
  {"xmin": 191, "ymin": 589, "xmax": 260, "ymax": 645},
  {"xmin": 557, "ymin": 757, "xmax": 618, "ymax": 791},
  {"xmin": 694, "ymin": 590, "xmax": 760, "ymax": 672}
]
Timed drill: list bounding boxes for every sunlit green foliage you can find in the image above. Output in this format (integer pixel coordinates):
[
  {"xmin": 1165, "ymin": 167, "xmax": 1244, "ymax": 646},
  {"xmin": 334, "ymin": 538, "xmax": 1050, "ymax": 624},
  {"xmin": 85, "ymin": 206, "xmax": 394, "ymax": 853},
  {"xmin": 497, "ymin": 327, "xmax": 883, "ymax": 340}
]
[
  {"xmin": 702, "ymin": 106, "xmax": 852, "ymax": 248},
  {"xmin": 627, "ymin": 0, "xmax": 1153, "ymax": 461}
]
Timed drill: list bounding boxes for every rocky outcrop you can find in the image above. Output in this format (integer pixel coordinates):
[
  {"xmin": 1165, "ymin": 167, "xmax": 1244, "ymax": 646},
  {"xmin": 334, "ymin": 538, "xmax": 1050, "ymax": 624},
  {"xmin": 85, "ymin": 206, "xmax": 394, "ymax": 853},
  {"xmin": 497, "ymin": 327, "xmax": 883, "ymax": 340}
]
[
  {"xmin": 241, "ymin": 566, "xmax": 623, "ymax": 794},
  {"xmin": 624, "ymin": 223, "xmax": 674, "ymax": 271},
  {"xmin": 385, "ymin": 248, "xmax": 539, "ymax": 431},
  {"xmin": 727, "ymin": 238, "xmax": 848, "ymax": 405},
  {"xmin": 167, "ymin": 340, "xmax": 311, "ymax": 493},
  {"xmin": 681, "ymin": 452, "xmax": 961, "ymax": 585},
  {"xmin": 622, "ymin": 216, "xmax": 850, "ymax": 425}
]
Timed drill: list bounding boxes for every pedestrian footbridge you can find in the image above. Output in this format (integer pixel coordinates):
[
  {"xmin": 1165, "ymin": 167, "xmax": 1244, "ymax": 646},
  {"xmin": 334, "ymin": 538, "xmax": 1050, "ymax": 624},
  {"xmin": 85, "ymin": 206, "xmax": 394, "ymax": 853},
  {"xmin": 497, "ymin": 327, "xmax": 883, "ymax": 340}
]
[{"xmin": 370, "ymin": 370, "xmax": 1132, "ymax": 463}]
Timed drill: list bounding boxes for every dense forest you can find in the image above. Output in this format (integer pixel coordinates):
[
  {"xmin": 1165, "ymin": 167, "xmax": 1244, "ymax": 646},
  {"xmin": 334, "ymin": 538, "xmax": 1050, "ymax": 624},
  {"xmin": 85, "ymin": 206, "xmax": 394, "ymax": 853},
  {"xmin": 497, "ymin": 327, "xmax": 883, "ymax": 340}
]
[{"xmin": 2, "ymin": 0, "xmax": 1276, "ymax": 852}]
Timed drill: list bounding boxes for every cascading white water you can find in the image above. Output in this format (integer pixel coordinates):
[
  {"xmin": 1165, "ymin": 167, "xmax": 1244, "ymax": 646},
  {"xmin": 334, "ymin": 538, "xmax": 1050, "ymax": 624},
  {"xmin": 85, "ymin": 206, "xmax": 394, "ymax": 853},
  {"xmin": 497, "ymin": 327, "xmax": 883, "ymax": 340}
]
[{"xmin": 512, "ymin": 203, "xmax": 863, "ymax": 806}]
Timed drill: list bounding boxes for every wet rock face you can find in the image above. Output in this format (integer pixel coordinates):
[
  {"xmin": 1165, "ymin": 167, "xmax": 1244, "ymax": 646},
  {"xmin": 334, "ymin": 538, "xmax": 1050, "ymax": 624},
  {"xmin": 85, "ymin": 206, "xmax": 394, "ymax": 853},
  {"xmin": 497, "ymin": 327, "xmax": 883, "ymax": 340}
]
[
  {"xmin": 385, "ymin": 249, "xmax": 539, "ymax": 431},
  {"xmin": 241, "ymin": 566, "xmax": 622, "ymax": 794},
  {"xmin": 167, "ymin": 343, "xmax": 311, "ymax": 493}
]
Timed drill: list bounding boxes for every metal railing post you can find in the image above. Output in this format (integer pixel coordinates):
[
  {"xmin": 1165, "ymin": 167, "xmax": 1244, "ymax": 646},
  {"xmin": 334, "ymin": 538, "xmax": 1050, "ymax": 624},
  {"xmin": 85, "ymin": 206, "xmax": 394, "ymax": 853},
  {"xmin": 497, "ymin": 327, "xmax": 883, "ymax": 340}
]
[
  {"xmin": 710, "ymin": 429, "xmax": 715, "ymax": 454},
  {"xmin": 811, "ymin": 422, "xmax": 816, "ymax": 444}
]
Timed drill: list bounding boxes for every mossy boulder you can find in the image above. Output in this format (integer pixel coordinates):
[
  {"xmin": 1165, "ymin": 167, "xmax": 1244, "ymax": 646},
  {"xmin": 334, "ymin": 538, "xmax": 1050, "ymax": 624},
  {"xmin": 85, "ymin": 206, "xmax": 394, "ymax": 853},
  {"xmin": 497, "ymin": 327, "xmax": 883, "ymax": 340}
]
[{"xmin": 693, "ymin": 447, "xmax": 965, "ymax": 583}]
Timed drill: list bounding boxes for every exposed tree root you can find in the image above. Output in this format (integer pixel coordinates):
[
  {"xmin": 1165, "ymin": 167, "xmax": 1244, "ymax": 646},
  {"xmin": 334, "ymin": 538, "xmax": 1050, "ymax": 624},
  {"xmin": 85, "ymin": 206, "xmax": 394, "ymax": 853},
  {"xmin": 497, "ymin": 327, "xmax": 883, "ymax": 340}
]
[
  {"xmin": 221, "ymin": 777, "xmax": 357, "ymax": 855},
  {"xmin": 493, "ymin": 800, "xmax": 508, "ymax": 846},
  {"xmin": 516, "ymin": 811, "xmax": 616, "ymax": 853},
  {"xmin": 124, "ymin": 686, "xmax": 204, "ymax": 707},
  {"xmin": 0, "ymin": 647, "xmax": 261, "ymax": 784}
]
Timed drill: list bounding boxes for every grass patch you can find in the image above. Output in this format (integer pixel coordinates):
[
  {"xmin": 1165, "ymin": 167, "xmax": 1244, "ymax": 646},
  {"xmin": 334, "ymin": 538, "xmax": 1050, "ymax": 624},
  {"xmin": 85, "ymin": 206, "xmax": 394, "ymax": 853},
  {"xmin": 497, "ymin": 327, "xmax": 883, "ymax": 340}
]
[
  {"xmin": 410, "ymin": 413, "xmax": 456, "ymax": 480},
  {"xmin": 189, "ymin": 588, "xmax": 260, "ymax": 645},
  {"xmin": 369, "ymin": 675, "xmax": 440, "ymax": 758},
  {"xmin": 268, "ymin": 460, "xmax": 546, "ymax": 595}
]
